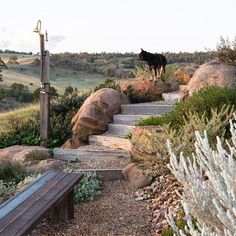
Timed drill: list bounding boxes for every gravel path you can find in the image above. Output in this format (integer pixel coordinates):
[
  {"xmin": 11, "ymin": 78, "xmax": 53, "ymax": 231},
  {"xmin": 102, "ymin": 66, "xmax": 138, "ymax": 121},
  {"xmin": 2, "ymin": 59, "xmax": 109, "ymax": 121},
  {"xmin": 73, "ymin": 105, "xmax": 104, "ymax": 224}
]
[{"xmin": 35, "ymin": 180, "xmax": 155, "ymax": 236}]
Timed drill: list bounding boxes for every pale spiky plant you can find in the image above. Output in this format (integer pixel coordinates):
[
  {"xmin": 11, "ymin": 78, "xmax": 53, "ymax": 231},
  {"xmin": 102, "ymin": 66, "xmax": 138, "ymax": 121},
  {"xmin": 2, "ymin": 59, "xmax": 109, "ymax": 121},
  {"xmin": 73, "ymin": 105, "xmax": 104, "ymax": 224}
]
[
  {"xmin": 165, "ymin": 114, "xmax": 236, "ymax": 236},
  {"xmin": 132, "ymin": 65, "xmax": 150, "ymax": 78}
]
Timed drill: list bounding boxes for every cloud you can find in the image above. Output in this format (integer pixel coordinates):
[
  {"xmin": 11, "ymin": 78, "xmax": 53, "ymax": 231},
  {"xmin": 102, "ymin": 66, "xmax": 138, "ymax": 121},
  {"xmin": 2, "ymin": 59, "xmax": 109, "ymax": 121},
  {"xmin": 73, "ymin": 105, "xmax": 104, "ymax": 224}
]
[
  {"xmin": 48, "ymin": 34, "xmax": 65, "ymax": 50},
  {"xmin": 49, "ymin": 35, "xmax": 65, "ymax": 43},
  {"xmin": 0, "ymin": 40, "xmax": 12, "ymax": 49}
]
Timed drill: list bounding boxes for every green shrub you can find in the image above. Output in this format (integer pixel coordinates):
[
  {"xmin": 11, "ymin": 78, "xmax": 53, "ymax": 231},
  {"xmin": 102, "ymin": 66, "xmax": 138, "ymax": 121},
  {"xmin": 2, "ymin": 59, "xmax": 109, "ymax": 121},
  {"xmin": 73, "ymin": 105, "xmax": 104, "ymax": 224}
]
[
  {"xmin": 49, "ymin": 92, "xmax": 89, "ymax": 147},
  {"xmin": 132, "ymin": 105, "xmax": 235, "ymax": 174},
  {"xmin": 0, "ymin": 83, "xmax": 35, "ymax": 103},
  {"xmin": 0, "ymin": 161, "xmax": 27, "ymax": 184},
  {"xmin": 93, "ymin": 78, "xmax": 121, "ymax": 92},
  {"xmin": 0, "ymin": 114, "xmax": 40, "ymax": 148},
  {"xmin": 0, "ymin": 91, "xmax": 89, "ymax": 149},
  {"xmin": 138, "ymin": 86, "xmax": 236, "ymax": 130},
  {"xmin": 64, "ymin": 168, "xmax": 102, "ymax": 203}
]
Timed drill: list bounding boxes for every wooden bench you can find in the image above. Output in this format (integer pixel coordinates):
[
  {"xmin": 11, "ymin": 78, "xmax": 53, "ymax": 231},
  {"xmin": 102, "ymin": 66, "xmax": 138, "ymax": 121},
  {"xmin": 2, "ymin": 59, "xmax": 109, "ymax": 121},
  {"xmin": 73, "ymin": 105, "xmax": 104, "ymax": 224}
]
[{"xmin": 0, "ymin": 171, "xmax": 83, "ymax": 236}]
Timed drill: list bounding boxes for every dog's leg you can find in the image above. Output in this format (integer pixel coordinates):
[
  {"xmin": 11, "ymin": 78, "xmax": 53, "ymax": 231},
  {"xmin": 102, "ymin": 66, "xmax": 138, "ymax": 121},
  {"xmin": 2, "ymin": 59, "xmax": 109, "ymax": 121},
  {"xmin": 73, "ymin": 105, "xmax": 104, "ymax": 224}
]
[
  {"xmin": 149, "ymin": 66, "xmax": 153, "ymax": 81},
  {"xmin": 153, "ymin": 67, "xmax": 158, "ymax": 81},
  {"xmin": 159, "ymin": 66, "xmax": 163, "ymax": 78}
]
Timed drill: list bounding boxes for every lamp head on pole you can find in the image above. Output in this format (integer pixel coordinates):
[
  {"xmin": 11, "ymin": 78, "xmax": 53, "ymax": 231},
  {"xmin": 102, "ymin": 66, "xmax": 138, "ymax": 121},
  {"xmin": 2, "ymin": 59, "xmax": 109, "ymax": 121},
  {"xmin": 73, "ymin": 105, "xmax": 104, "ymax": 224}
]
[{"xmin": 33, "ymin": 20, "xmax": 42, "ymax": 34}]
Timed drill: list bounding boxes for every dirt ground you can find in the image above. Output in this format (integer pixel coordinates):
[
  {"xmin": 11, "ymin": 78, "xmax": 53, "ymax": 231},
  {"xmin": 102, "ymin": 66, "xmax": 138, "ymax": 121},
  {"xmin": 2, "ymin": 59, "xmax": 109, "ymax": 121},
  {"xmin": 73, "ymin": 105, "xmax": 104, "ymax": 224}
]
[{"xmin": 35, "ymin": 180, "xmax": 155, "ymax": 236}]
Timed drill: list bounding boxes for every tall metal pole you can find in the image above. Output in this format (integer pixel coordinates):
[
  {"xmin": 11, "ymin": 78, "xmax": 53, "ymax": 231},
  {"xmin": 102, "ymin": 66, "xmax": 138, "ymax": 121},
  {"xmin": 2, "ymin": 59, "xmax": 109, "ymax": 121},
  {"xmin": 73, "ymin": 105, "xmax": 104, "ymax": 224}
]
[
  {"xmin": 40, "ymin": 50, "xmax": 50, "ymax": 146},
  {"xmin": 34, "ymin": 20, "xmax": 50, "ymax": 147}
]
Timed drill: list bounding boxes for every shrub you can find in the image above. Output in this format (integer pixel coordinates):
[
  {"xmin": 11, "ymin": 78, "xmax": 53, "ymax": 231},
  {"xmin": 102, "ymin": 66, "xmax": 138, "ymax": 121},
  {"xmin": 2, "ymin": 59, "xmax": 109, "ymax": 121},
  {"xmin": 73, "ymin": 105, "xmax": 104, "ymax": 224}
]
[
  {"xmin": 138, "ymin": 86, "xmax": 236, "ymax": 130},
  {"xmin": 0, "ymin": 114, "xmax": 40, "ymax": 148},
  {"xmin": 165, "ymin": 115, "xmax": 236, "ymax": 235},
  {"xmin": 0, "ymin": 83, "xmax": 35, "ymax": 103},
  {"xmin": 215, "ymin": 36, "xmax": 236, "ymax": 65},
  {"xmin": 33, "ymin": 86, "xmax": 59, "ymax": 100},
  {"xmin": 132, "ymin": 106, "xmax": 235, "ymax": 174},
  {"xmin": 64, "ymin": 168, "xmax": 102, "ymax": 203},
  {"xmin": 132, "ymin": 64, "xmax": 180, "ymax": 82},
  {"xmin": 0, "ymin": 91, "xmax": 89, "ymax": 149},
  {"xmin": 132, "ymin": 66, "xmax": 150, "ymax": 78},
  {"xmin": 0, "ymin": 160, "xmax": 27, "ymax": 184},
  {"xmin": 49, "ymin": 92, "xmax": 89, "ymax": 147},
  {"xmin": 93, "ymin": 78, "xmax": 121, "ymax": 92}
]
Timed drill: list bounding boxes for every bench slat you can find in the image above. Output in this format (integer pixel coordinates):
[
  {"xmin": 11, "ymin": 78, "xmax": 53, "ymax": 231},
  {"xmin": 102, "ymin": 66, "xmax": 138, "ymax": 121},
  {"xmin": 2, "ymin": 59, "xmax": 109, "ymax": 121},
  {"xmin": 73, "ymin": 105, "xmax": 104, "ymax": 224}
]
[
  {"xmin": 0, "ymin": 172, "xmax": 57, "ymax": 220},
  {"xmin": 1, "ymin": 173, "xmax": 83, "ymax": 236},
  {"xmin": 0, "ymin": 172, "xmax": 67, "ymax": 235}
]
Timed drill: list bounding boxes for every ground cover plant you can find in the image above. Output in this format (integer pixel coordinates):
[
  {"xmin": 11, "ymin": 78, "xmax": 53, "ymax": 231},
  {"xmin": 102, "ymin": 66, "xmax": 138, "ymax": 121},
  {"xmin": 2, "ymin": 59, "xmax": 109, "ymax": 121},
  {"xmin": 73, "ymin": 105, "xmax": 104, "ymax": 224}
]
[{"xmin": 64, "ymin": 168, "xmax": 102, "ymax": 203}]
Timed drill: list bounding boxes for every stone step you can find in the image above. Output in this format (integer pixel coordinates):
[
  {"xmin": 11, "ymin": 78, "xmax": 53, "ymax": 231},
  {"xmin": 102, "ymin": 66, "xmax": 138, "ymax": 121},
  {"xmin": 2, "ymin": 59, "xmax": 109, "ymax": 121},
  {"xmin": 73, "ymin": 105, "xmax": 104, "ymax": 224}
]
[
  {"xmin": 113, "ymin": 114, "xmax": 151, "ymax": 125},
  {"xmin": 89, "ymin": 135, "xmax": 132, "ymax": 151},
  {"xmin": 162, "ymin": 92, "xmax": 180, "ymax": 102},
  {"xmin": 121, "ymin": 103, "xmax": 174, "ymax": 115},
  {"xmin": 75, "ymin": 169, "xmax": 124, "ymax": 181},
  {"xmin": 108, "ymin": 124, "xmax": 135, "ymax": 137},
  {"xmin": 53, "ymin": 146, "xmax": 130, "ymax": 161}
]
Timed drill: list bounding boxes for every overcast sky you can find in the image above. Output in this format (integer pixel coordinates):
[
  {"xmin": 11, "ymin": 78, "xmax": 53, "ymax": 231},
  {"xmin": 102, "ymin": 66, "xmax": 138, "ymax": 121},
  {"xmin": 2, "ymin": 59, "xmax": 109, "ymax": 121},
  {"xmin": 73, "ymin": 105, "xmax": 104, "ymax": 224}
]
[{"xmin": 0, "ymin": 0, "xmax": 235, "ymax": 54}]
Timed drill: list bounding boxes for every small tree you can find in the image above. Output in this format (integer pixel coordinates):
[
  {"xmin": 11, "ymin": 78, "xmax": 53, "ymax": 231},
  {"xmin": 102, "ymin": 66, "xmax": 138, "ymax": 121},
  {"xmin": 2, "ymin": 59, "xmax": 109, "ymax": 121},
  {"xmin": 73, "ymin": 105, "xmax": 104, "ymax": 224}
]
[
  {"xmin": 216, "ymin": 36, "xmax": 236, "ymax": 65},
  {"xmin": 64, "ymin": 85, "xmax": 74, "ymax": 96}
]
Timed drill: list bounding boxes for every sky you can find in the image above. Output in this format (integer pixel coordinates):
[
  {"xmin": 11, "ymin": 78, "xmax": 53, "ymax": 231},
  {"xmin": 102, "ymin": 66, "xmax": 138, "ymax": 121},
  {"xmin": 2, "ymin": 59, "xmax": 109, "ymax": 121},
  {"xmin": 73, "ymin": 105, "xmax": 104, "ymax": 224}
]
[{"xmin": 0, "ymin": 0, "xmax": 235, "ymax": 54}]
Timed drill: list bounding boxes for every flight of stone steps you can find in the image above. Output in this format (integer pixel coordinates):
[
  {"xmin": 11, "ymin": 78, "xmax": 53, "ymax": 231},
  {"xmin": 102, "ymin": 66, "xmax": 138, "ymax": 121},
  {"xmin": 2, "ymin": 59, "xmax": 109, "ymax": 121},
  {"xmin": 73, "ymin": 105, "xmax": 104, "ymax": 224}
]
[
  {"xmin": 89, "ymin": 102, "xmax": 175, "ymax": 151},
  {"xmin": 53, "ymin": 92, "xmax": 179, "ymax": 179}
]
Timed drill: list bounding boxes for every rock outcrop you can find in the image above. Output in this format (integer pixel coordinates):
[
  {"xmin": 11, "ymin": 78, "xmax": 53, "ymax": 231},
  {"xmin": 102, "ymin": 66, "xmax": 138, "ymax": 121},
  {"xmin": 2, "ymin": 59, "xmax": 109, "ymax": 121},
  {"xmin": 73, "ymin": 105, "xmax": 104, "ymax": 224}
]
[
  {"xmin": 0, "ymin": 145, "xmax": 50, "ymax": 163},
  {"xmin": 120, "ymin": 78, "xmax": 172, "ymax": 101},
  {"xmin": 170, "ymin": 63, "xmax": 199, "ymax": 85},
  {"xmin": 63, "ymin": 88, "xmax": 130, "ymax": 148},
  {"xmin": 180, "ymin": 60, "xmax": 236, "ymax": 99}
]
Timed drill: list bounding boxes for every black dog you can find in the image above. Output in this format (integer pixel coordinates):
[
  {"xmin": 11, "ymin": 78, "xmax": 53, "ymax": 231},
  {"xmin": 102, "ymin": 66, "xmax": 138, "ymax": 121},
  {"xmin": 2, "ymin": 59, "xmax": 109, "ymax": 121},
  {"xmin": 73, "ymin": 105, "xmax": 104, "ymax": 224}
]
[{"xmin": 138, "ymin": 49, "xmax": 167, "ymax": 80}]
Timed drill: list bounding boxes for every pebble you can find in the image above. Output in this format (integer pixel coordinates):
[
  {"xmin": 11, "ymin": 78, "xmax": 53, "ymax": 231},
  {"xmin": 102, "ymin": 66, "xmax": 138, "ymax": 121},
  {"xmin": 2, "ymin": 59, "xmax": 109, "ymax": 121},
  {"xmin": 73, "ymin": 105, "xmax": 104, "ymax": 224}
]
[{"xmin": 135, "ymin": 172, "xmax": 182, "ymax": 233}]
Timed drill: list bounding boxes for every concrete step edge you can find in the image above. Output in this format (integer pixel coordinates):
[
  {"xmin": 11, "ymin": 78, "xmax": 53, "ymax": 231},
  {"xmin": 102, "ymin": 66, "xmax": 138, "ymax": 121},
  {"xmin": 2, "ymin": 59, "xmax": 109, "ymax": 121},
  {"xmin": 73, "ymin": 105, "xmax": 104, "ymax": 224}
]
[{"xmin": 75, "ymin": 169, "xmax": 124, "ymax": 181}]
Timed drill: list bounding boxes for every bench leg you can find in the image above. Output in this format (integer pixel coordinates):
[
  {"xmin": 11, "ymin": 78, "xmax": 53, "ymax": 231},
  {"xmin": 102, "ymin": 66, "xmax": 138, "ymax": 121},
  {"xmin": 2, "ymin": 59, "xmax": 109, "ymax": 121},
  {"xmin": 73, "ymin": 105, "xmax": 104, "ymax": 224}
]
[{"xmin": 48, "ymin": 190, "xmax": 74, "ymax": 220}]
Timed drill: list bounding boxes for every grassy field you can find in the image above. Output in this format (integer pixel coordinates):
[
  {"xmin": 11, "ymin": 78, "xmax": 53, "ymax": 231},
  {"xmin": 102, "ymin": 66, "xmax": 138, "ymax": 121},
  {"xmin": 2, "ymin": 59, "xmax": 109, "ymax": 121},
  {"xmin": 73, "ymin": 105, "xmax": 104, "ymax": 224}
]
[
  {"xmin": 0, "ymin": 103, "xmax": 39, "ymax": 133},
  {"xmin": 0, "ymin": 54, "xmax": 110, "ymax": 94}
]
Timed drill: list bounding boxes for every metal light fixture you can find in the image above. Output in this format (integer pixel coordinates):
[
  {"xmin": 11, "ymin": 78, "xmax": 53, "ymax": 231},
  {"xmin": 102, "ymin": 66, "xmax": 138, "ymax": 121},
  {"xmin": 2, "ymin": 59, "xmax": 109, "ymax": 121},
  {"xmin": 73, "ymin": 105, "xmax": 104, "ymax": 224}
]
[{"xmin": 33, "ymin": 20, "xmax": 42, "ymax": 34}]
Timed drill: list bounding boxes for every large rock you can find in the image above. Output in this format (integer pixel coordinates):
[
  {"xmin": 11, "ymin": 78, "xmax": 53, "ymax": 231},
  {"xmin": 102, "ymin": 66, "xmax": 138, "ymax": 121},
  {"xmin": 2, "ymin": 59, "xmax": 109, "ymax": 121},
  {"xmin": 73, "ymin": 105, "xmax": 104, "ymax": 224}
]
[
  {"xmin": 63, "ymin": 88, "xmax": 130, "ymax": 148},
  {"xmin": 180, "ymin": 60, "xmax": 236, "ymax": 99},
  {"xmin": 170, "ymin": 64, "xmax": 199, "ymax": 85},
  {"xmin": 0, "ymin": 145, "xmax": 50, "ymax": 163},
  {"xmin": 122, "ymin": 163, "xmax": 153, "ymax": 189},
  {"xmin": 120, "ymin": 78, "xmax": 172, "ymax": 101}
]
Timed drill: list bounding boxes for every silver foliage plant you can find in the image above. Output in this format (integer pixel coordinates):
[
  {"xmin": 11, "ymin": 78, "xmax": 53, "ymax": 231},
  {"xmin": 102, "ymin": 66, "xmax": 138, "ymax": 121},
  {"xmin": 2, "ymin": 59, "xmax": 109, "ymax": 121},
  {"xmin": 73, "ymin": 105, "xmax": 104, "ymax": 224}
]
[{"xmin": 165, "ymin": 114, "xmax": 236, "ymax": 236}]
